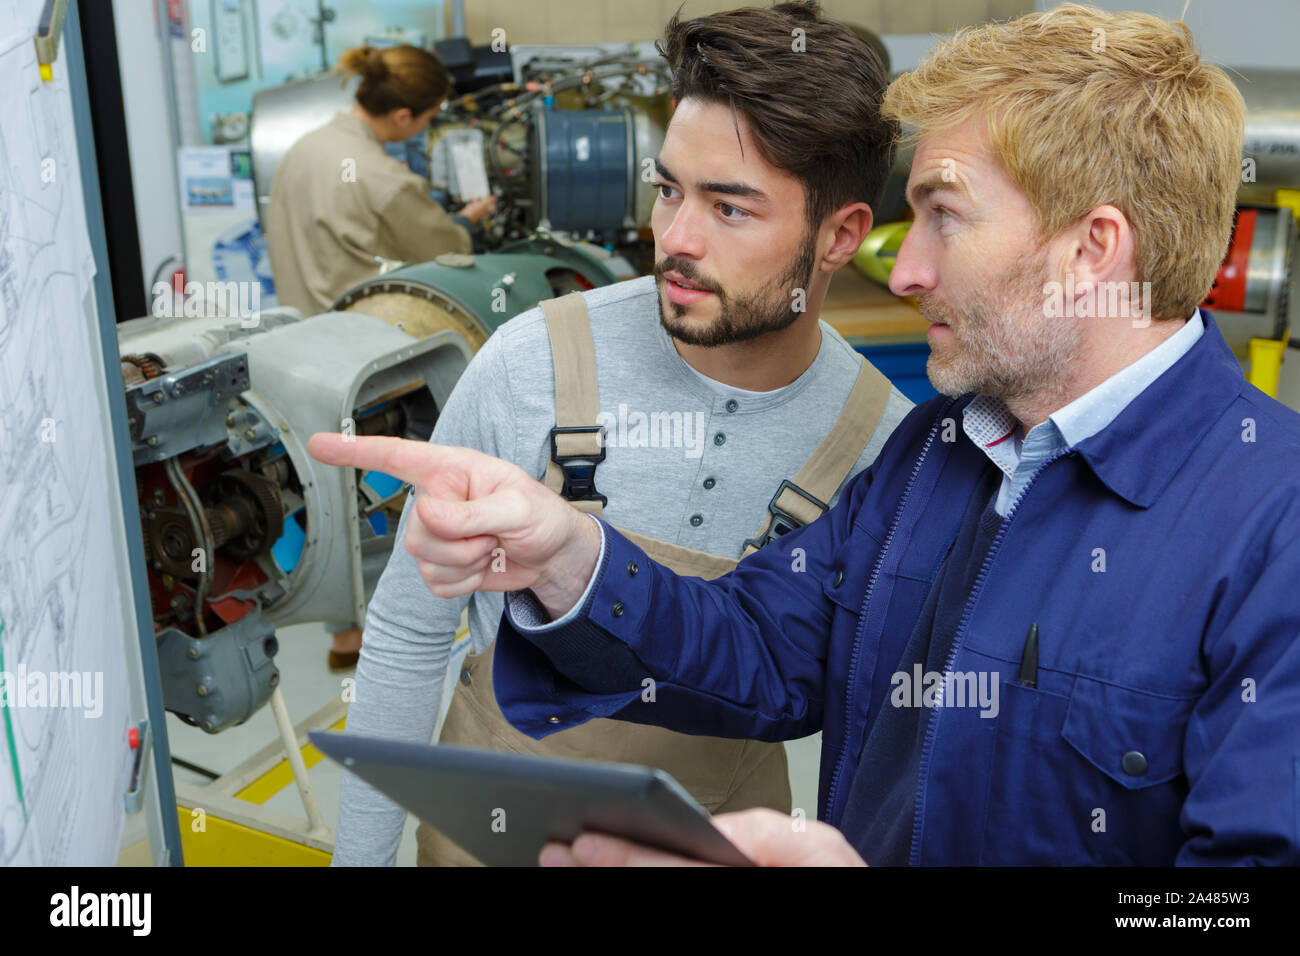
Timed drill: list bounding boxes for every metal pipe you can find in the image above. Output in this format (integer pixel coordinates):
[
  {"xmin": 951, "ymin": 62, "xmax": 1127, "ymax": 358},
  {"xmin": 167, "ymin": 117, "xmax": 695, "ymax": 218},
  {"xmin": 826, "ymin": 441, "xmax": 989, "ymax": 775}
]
[
  {"xmin": 269, "ymin": 686, "xmax": 328, "ymax": 834},
  {"xmin": 164, "ymin": 457, "xmax": 214, "ymax": 636},
  {"xmin": 1236, "ymin": 69, "xmax": 1300, "ymax": 192}
]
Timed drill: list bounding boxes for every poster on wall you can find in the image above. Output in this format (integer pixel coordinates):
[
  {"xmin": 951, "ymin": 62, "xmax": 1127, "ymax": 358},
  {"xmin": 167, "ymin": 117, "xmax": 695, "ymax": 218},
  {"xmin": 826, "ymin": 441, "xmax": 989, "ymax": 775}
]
[
  {"xmin": 177, "ymin": 146, "xmax": 275, "ymax": 307},
  {"xmin": 256, "ymin": 0, "xmax": 324, "ymax": 76},
  {"xmin": 179, "ymin": 146, "xmax": 254, "ymax": 212},
  {"xmin": 213, "ymin": 0, "xmax": 251, "ymax": 82}
]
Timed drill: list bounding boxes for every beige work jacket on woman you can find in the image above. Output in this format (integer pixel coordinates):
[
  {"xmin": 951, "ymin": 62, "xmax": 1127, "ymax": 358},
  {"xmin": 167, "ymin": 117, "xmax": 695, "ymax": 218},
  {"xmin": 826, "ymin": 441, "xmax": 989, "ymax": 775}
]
[{"xmin": 264, "ymin": 111, "xmax": 471, "ymax": 315}]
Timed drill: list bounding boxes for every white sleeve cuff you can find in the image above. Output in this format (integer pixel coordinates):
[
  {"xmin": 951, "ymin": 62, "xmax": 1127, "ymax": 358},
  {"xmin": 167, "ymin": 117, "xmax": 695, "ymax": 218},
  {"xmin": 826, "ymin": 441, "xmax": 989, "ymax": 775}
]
[{"xmin": 504, "ymin": 512, "xmax": 607, "ymax": 631}]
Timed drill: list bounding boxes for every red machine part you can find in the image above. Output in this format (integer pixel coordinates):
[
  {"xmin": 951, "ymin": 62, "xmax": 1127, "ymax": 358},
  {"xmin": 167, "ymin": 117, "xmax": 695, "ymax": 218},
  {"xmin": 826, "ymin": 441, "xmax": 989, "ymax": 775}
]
[
  {"xmin": 1202, "ymin": 207, "xmax": 1256, "ymax": 313},
  {"xmin": 139, "ymin": 449, "xmax": 271, "ymax": 636},
  {"xmin": 205, "ymin": 561, "xmax": 266, "ymax": 626}
]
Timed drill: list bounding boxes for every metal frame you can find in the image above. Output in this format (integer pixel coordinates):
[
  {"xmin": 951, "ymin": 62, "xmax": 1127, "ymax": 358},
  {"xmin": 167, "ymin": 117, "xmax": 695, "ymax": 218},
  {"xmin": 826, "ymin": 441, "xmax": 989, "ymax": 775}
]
[{"xmin": 66, "ymin": 1, "xmax": 183, "ymax": 865}]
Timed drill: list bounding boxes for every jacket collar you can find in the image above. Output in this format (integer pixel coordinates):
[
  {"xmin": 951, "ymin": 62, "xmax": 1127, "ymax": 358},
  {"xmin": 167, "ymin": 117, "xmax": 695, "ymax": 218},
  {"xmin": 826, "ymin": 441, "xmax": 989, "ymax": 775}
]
[
  {"xmin": 331, "ymin": 110, "xmax": 382, "ymax": 145},
  {"xmin": 1066, "ymin": 309, "xmax": 1244, "ymax": 508},
  {"xmin": 946, "ymin": 310, "xmax": 1244, "ymax": 509}
]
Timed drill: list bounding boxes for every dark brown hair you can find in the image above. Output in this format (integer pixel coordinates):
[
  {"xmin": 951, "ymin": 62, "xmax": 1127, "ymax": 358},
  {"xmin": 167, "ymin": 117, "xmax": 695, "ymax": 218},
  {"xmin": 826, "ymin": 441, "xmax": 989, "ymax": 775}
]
[
  {"xmin": 659, "ymin": 2, "xmax": 896, "ymax": 229},
  {"xmin": 337, "ymin": 44, "xmax": 451, "ymax": 117}
]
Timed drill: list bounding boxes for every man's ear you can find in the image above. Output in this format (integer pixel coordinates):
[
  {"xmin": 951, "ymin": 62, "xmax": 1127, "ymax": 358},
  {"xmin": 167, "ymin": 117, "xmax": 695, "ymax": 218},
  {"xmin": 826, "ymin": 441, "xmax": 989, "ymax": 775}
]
[
  {"xmin": 391, "ymin": 107, "xmax": 414, "ymax": 130},
  {"xmin": 822, "ymin": 202, "xmax": 874, "ymax": 271},
  {"xmin": 1063, "ymin": 204, "xmax": 1136, "ymax": 303}
]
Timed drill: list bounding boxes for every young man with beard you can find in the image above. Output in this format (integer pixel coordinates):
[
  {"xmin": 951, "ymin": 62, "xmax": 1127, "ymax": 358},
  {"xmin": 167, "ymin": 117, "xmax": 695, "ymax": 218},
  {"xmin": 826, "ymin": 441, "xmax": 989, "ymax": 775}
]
[
  {"xmin": 312, "ymin": 4, "xmax": 1300, "ymax": 866},
  {"xmin": 328, "ymin": 1, "xmax": 911, "ymax": 866}
]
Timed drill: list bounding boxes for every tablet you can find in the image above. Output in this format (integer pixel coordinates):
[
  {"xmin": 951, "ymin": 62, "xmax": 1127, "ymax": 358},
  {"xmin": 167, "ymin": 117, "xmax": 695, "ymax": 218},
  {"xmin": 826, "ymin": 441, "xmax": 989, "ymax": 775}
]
[{"xmin": 311, "ymin": 731, "xmax": 755, "ymax": 867}]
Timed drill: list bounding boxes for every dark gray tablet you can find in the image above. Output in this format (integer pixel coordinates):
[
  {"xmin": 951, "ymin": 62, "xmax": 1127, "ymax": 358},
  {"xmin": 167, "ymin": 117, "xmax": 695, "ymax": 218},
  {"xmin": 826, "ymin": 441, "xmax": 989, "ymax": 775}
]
[{"xmin": 311, "ymin": 731, "xmax": 755, "ymax": 867}]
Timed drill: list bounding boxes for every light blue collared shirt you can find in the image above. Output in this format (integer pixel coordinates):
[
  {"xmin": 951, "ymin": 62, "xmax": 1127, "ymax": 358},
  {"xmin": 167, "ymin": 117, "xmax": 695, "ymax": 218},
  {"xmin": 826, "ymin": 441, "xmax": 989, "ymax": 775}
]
[{"xmin": 963, "ymin": 310, "xmax": 1204, "ymax": 516}]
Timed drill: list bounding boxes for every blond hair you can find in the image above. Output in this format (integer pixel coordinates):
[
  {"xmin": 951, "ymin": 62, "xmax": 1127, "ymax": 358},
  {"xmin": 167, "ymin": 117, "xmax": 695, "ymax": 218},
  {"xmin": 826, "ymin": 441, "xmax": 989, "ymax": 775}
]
[{"xmin": 882, "ymin": 3, "xmax": 1245, "ymax": 319}]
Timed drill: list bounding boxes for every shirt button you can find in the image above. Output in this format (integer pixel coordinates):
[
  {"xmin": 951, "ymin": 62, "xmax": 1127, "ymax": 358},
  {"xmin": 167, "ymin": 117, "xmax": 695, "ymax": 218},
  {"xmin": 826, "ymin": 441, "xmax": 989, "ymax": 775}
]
[
  {"xmin": 1121, "ymin": 751, "xmax": 1147, "ymax": 776},
  {"xmin": 611, "ymin": 601, "xmax": 625, "ymax": 617},
  {"xmin": 832, "ymin": 569, "xmax": 844, "ymax": 587},
  {"xmin": 459, "ymin": 665, "xmax": 472, "ymax": 686},
  {"xmin": 725, "ymin": 399, "xmax": 738, "ymax": 413},
  {"xmin": 703, "ymin": 477, "xmax": 716, "ymax": 489},
  {"xmin": 627, "ymin": 561, "xmax": 638, "ymax": 577},
  {"xmin": 714, "ymin": 432, "xmax": 726, "ymax": 446},
  {"xmin": 548, "ymin": 716, "xmax": 561, "ymax": 724},
  {"xmin": 689, "ymin": 514, "xmax": 703, "ymax": 527}
]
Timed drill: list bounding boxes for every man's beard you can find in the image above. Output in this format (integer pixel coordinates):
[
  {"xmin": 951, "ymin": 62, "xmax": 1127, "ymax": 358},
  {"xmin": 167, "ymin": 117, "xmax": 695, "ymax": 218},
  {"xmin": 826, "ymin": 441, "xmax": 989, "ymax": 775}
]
[
  {"xmin": 917, "ymin": 251, "xmax": 1083, "ymax": 403},
  {"xmin": 655, "ymin": 230, "xmax": 818, "ymax": 348}
]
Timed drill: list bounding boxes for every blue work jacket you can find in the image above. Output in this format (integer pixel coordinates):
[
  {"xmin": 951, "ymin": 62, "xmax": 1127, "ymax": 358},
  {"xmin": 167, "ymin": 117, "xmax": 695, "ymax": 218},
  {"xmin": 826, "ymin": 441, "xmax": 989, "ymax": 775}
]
[{"xmin": 495, "ymin": 312, "xmax": 1300, "ymax": 864}]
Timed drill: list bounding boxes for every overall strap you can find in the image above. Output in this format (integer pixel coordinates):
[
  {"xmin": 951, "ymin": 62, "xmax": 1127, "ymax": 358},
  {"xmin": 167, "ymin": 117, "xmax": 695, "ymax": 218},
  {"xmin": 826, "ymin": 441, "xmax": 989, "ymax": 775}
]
[
  {"xmin": 742, "ymin": 358, "xmax": 893, "ymax": 556},
  {"xmin": 617, "ymin": 527, "xmax": 740, "ymax": 580},
  {"xmin": 540, "ymin": 292, "xmax": 606, "ymax": 516},
  {"xmin": 539, "ymin": 294, "xmax": 893, "ymax": 561}
]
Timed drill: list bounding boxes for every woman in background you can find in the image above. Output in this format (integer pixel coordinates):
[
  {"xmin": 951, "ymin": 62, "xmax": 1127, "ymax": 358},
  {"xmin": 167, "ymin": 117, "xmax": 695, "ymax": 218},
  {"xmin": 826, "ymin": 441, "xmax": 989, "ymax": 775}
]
[
  {"xmin": 266, "ymin": 44, "xmax": 496, "ymax": 668},
  {"xmin": 266, "ymin": 43, "xmax": 496, "ymax": 316}
]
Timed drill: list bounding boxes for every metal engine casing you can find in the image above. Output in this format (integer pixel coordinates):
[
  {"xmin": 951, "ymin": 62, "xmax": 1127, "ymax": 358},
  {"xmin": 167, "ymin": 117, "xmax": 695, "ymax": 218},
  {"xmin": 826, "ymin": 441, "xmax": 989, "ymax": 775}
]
[
  {"xmin": 121, "ymin": 309, "xmax": 473, "ymax": 629},
  {"xmin": 120, "ymin": 241, "xmax": 617, "ymax": 732}
]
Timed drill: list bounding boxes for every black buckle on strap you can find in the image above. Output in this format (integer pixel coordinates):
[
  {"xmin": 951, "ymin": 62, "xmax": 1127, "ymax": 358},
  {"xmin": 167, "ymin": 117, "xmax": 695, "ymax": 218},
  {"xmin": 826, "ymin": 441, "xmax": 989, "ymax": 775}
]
[
  {"xmin": 549, "ymin": 425, "xmax": 608, "ymax": 506},
  {"xmin": 743, "ymin": 479, "xmax": 828, "ymax": 552}
]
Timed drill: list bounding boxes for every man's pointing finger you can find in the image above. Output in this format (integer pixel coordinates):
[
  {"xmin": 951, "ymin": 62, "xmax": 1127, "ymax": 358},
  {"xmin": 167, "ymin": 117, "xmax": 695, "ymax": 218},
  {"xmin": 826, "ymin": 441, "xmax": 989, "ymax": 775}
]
[
  {"xmin": 307, "ymin": 433, "xmax": 428, "ymax": 484},
  {"xmin": 307, "ymin": 433, "xmax": 486, "ymax": 490},
  {"xmin": 413, "ymin": 485, "xmax": 534, "ymax": 541}
]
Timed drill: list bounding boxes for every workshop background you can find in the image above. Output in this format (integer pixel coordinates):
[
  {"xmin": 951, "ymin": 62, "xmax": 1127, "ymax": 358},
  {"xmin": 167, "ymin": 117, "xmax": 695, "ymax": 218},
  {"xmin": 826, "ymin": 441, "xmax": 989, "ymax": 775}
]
[{"xmin": 80, "ymin": 0, "xmax": 1300, "ymax": 865}]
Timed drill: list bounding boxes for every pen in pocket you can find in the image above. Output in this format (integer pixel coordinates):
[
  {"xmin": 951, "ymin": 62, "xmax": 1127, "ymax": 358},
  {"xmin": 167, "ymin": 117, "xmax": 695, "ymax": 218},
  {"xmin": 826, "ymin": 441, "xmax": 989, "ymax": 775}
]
[{"xmin": 1017, "ymin": 621, "xmax": 1039, "ymax": 688}]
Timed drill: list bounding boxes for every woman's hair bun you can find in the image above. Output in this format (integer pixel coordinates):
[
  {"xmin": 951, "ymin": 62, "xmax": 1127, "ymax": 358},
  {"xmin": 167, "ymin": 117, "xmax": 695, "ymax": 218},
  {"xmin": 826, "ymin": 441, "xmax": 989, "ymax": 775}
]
[
  {"xmin": 364, "ymin": 45, "xmax": 387, "ymax": 79},
  {"xmin": 337, "ymin": 43, "xmax": 451, "ymax": 117},
  {"xmin": 338, "ymin": 45, "xmax": 388, "ymax": 81}
]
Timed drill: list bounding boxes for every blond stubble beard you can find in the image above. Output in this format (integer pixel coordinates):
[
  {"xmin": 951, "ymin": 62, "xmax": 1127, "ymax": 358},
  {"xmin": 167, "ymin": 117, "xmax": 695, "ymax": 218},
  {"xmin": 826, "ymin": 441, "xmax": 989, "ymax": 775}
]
[{"xmin": 918, "ymin": 251, "xmax": 1084, "ymax": 404}]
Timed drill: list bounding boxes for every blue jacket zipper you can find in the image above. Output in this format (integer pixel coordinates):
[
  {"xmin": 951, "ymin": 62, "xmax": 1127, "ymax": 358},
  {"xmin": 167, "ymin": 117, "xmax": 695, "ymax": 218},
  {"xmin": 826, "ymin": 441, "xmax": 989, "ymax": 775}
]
[
  {"xmin": 823, "ymin": 399, "xmax": 959, "ymax": 823},
  {"xmin": 906, "ymin": 447, "xmax": 1073, "ymax": 866}
]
